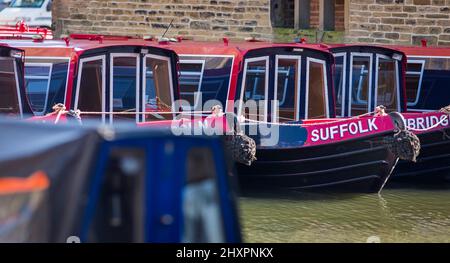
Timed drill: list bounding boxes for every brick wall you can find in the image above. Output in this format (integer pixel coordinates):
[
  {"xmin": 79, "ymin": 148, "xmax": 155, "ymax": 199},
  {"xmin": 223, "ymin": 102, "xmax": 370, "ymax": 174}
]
[
  {"xmin": 52, "ymin": 0, "xmax": 273, "ymax": 41},
  {"xmin": 346, "ymin": 0, "xmax": 450, "ymax": 46}
]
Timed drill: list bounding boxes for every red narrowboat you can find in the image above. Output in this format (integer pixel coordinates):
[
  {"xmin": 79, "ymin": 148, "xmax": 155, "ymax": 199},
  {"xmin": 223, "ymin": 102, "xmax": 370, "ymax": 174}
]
[
  {"xmin": 1, "ymin": 34, "xmax": 180, "ymax": 123},
  {"xmin": 164, "ymin": 40, "xmax": 417, "ymax": 192},
  {"xmin": 328, "ymin": 44, "xmax": 450, "ymax": 181}
]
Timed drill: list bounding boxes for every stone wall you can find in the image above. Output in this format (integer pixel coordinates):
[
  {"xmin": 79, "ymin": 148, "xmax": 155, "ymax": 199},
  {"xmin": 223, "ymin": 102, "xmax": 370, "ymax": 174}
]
[
  {"xmin": 52, "ymin": 0, "xmax": 273, "ymax": 41},
  {"xmin": 346, "ymin": 0, "xmax": 450, "ymax": 46}
]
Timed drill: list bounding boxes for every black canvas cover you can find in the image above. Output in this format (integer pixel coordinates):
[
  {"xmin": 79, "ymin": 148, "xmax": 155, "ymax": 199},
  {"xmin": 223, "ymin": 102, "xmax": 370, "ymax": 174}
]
[{"xmin": 0, "ymin": 119, "xmax": 104, "ymax": 242}]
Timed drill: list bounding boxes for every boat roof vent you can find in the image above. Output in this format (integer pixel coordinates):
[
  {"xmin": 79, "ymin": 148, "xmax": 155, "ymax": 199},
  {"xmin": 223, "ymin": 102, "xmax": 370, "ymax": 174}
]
[
  {"xmin": 69, "ymin": 34, "xmax": 132, "ymax": 43},
  {"xmin": 294, "ymin": 37, "xmax": 307, "ymax": 44},
  {"xmin": 223, "ymin": 37, "xmax": 229, "ymax": 46},
  {"xmin": 421, "ymin": 39, "xmax": 428, "ymax": 47}
]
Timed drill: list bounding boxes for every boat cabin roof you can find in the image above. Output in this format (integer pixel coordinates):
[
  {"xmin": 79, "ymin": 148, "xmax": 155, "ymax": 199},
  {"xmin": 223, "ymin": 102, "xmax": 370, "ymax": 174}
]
[{"xmin": 0, "ymin": 34, "xmax": 177, "ymax": 58}]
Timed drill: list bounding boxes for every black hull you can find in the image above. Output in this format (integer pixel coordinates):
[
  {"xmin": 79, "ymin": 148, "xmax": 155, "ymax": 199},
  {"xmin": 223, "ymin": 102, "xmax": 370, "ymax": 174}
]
[
  {"xmin": 393, "ymin": 128, "xmax": 450, "ymax": 181},
  {"xmin": 237, "ymin": 133, "xmax": 398, "ymax": 193}
]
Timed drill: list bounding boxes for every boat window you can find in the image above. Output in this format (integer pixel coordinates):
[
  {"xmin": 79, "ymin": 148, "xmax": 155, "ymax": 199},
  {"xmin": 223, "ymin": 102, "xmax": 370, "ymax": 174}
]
[
  {"xmin": 144, "ymin": 56, "xmax": 173, "ymax": 121},
  {"xmin": 179, "ymin": 61, "xmax": 204, "ymax": 110},
  {"xmin": 306, "ymin": 59, "xmax": 328, "ymax": 119},
  {"xmin": 183, "ymin": 147, "xmax": 225, "ymax": 243},
  {"xmin": 405, "ymin": 61, "xmax": 424, "ymax": 106},
  {"xmin": 76, "ymin": 58, "xmax": 104, "ymax": 120},
  {"xmin": 274, "ymin": 57, "xmax": 300, "ymax": 122},
  {"xmin": 333, "ymin": 54, "xmax": 345, "ymax": 116},
  {"xmin": 0, "ymin": 58, "xmax": 20, "ymax": 117},
  {"xmin": 25, "ymin": 64, "xmax": 51, "ymax": 115},
  {"xmin": 376, "ymin": 57, "xmax": 399, "ymax": 112},
  {"xmin": 111, "ymin": 56, "xmax": 138, "ymax": 122},
  {"xmin": 25, "ymin": 60, "xmax": 69, "ymax": 115},
  {"xmin": 350, "ymin": 55, "xmax": 371, "ymax": 116},
  {"xmin": 240, "ymin": 57, "xmax": 268, "ymax": 121},
  {"xmin": 179, "ymin": 56, "xmax": 233, "ymax": 111}
]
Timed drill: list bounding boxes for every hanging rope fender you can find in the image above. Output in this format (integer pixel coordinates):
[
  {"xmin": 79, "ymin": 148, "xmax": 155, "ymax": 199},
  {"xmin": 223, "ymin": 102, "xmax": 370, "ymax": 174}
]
[
  {"xmin": 386, "ymin": 112, "xmax": 421, "ymax": 162},
  {"xmin": 215, "ymin": 108, "xmax": 257, "ymax": 166},
  {"xmin": 224, "ymin": 131, "xmax": 257, "ymax": 166}
]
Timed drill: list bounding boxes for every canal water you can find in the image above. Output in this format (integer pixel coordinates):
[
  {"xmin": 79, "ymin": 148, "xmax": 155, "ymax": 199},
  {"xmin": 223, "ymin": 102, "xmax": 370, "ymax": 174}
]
[{"xmin": 239, "ymin": 182, "xmax": 450, "ymax": 243}]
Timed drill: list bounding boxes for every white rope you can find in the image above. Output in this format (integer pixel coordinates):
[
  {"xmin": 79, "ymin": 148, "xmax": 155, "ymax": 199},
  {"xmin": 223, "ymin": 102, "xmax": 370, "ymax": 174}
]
[
  {"xmin": 406, "ymin": 116, "xmax": 449, "ymax": 132},
  {"xmin": 241, "ymin": 111, "xmax": 377, "ymax": 127}
]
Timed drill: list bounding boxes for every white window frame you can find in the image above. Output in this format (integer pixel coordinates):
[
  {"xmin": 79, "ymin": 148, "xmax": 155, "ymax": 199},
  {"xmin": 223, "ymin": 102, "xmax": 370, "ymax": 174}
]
[
  {"xmin": 405, "ymin": 60, "xmax": 425, "ymax": 107},
  {"xmin": 273, "ymin": 55, "xmax": 301, "ymax": 123},
  {"xmin": 25, "ymin": 57, "xmax": 71, "ymax": 107},
  {"xmin": 74, "ymin": 55, "xmax": 106, "ymax": 123},
  {"xmin": 142, "ymin": 54, "xmax": 175, "ymax": 122},
  {"xmin": 305, "ymin": 57, "xmax": 329, "ymax": 119},
  {"xmin": 333, "ymin": 53, "xmax": 347, "ymax": 117},
  {"xmin": 238, "ymin": 56, "xmax": 269, "ymax": 122},
  {"xmin": 24, "ymin": 62, "xmax": 52, "ymax": 116},
  {"xmin": 109, "ymin": 53, "xmax": 140, "ymax": 124},
  {"xmin": 349, "ymin": 53, "xmax": 373, "ymax": 115},
  {"xmin": 179, "ymin": 59, "xmax": 205, "ymax": 110},
  {"xmin": 374, "ymin": 54, "xmax": 401, "ymax": 112},
  {"xmin": 179, "ymin": 54, "xmax": 235, "ymax": 113}
]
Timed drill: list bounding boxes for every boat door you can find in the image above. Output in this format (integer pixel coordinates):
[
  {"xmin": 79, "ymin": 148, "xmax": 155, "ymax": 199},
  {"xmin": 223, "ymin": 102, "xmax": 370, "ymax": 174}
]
[
  {"xmin": 330, "ymin": 45, "xmax": 407, "ymax": 117},
  {"xmin": 73, "ymin": 46, "xmax": 177, "ymax": 124}
]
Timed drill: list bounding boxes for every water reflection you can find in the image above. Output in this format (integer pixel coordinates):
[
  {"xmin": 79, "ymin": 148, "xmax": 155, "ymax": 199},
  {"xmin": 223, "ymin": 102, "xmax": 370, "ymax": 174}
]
[{"xmin": 239, "ymin": 183, "xmax": 450, "ymax": 243}]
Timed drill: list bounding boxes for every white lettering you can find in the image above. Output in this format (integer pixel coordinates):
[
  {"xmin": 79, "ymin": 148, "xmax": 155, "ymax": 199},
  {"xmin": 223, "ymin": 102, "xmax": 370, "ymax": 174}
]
[
  {"xmin": 349, "ymin": 122, "xmax": 358, "ymax": 135},
  {"xmin": 311, "ymin": 129, "xmax": 320, "ymax": 142}
]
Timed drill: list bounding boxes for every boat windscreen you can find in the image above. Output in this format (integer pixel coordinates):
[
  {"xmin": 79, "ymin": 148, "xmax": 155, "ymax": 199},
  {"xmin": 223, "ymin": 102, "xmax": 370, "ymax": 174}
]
[
  {"xmin": 376, "ymin": 57, "xmax": 399, "ymax": 112},
  {"xmin": 25, "ymin": 59, "xmax": 69, "ymax": 115},
  {"xmin": 112, "ymin": 57, "xmax": 138, "ymax": 122},
  {"xmin": 307, "ymin": 60, "xmax": 328, "ymax": 119},
  {"xmin": 334, "ymin": 55, "xmax": 345, "ymax": 116},
  {"xmin": 350, "ymin": 56, "xmax": 371, "ymax": 116},
  {"xmin": 76, "ymin": 58, "xmax": 104, "ymax": 120},
  {"xmin": 241, "ymin": 58, "xmax": 268, "ymax": 121},
  {"xmin": 0, "ymin": 58, "xmax": 21, "ymax": 117},
  {"xmin": 275, "ymin": 57, "xmax": 300, "ymax": 122},
  {"xmin": 144, "ymin": 56, "xmax": 173, "ymax": 121}
]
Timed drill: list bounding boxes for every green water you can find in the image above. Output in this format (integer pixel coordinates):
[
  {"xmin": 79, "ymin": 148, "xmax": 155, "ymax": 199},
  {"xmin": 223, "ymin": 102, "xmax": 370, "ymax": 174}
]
[{"xmin": 239, "ymin": 183, "xmax": 450, "ymax": 243}]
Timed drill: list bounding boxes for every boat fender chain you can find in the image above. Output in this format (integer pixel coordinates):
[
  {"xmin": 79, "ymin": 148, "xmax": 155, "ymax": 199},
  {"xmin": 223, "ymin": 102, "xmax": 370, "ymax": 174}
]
[{"xmin": 223, "ymin": 113, "xmax": 257, "ymax": 166}]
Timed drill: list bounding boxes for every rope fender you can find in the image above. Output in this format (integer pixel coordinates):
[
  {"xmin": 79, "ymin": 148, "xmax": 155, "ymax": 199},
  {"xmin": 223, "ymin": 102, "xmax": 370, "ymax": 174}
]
[
  {"xmin": 222, "ymin": 112, "xmax": 257, "ymax": 166},
  {"xmin": 386, "ymin": 112, "xmax": 421, "ymax": 162}
]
